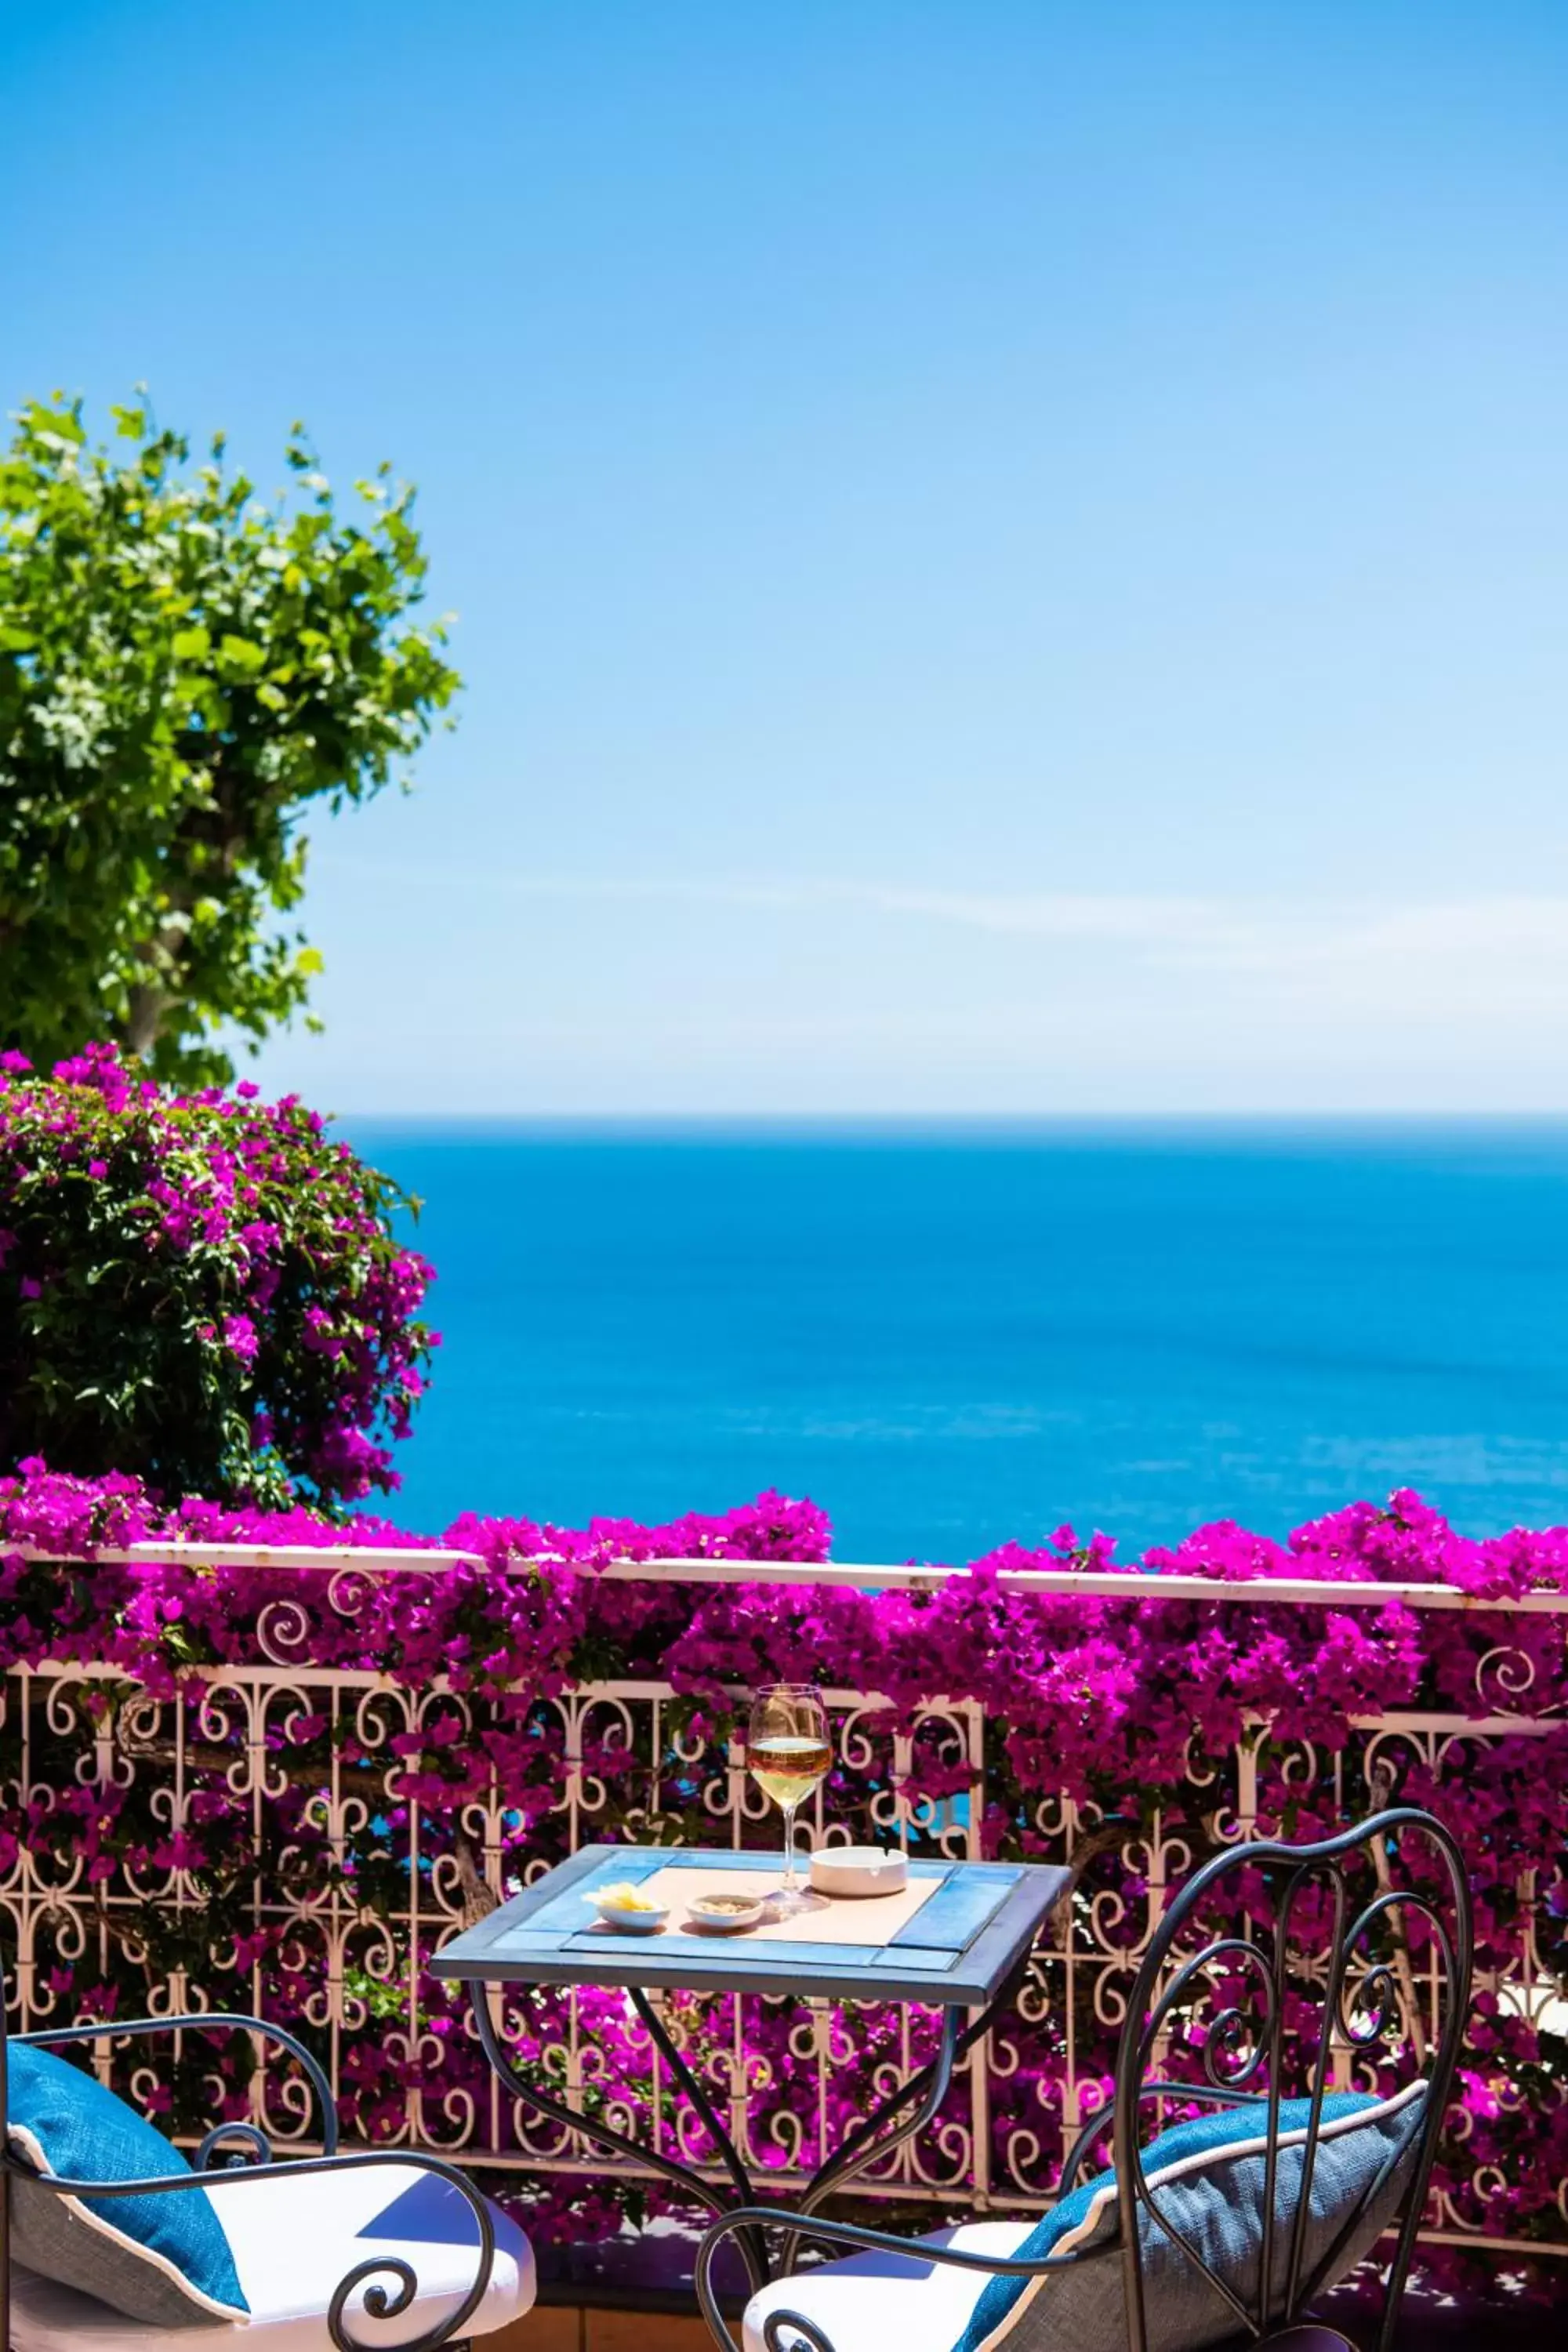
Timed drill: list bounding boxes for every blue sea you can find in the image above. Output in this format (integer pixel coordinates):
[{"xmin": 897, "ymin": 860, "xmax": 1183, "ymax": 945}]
[{"xmin": 342, "ymin": 1123, "xmax": 1568, "ymax": 1565}]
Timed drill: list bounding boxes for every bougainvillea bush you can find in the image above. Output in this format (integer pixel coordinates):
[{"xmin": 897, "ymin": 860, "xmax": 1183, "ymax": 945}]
[
  {"xmin": 0, "ymin": 1047, "xmax": 434, "ymax": 1508},
  {"xmin": 0, "ymin": 1466, "xmax": 1564, "ymax": 2292}
]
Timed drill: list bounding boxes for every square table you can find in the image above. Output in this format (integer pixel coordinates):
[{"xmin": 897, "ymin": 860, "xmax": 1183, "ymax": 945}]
[{"xmin": 434, "ymin": 1846, "xmax": 1069, "ymax": 2296}]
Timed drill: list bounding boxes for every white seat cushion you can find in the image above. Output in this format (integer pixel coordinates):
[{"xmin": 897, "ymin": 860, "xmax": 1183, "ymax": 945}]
[
  {"xmin": 9, "ymin": 2163, "xmax": 535, "ymax": 2352},
  {"xmin": 742, "ymin": 2223, "xmax": 1033, "ymax": 2352}
]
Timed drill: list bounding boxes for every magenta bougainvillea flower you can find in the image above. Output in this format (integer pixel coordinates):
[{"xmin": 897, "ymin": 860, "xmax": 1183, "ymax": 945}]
[{"xmin": 0, "ymin": 1045, "xmax": 435, "ymax": 1509}]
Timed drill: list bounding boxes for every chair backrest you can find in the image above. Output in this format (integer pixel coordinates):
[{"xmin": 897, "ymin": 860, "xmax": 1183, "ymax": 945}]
[{"xmin": 1105, "ymin": 1806, "xmax": 1472, "ymax": 2352}]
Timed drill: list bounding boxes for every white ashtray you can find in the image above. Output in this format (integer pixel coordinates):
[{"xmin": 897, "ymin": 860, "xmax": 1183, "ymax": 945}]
[
  {"xmin": 809, "ymin": 1846, "xmax": 907, "ymax": 1898},
  {"xmin": 590, "ymin": 1882, "xmax": 670, "ymax": 1934}
]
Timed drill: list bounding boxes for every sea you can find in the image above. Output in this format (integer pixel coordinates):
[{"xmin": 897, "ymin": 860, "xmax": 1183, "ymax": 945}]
[{"xmin": 340, "ymin": 1122, "xmax": 1568, "ymax": 1566}]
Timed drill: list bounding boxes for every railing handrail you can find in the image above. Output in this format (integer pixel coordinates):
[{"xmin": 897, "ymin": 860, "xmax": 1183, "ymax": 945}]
[{"xmin": 17, "ymin": 1541, "xmax": 1568, "ymax": 1613}]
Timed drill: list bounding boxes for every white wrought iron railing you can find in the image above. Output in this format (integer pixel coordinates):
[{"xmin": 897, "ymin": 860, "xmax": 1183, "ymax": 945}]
[{"xmin": 2, "ymin": 1546, "xmax": 1563, "ymax": 2263}]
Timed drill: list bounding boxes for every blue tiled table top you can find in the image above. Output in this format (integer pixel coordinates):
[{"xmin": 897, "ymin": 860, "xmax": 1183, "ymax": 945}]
[{"xmin": 431, "ymin": 1846, "xmax": 1069, "ymax": 2006}]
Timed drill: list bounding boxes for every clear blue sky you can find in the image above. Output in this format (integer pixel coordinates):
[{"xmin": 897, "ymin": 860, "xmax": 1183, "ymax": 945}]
[{"xmin": 5, "ymin": 2, "xmax": 1568, "ymax": 1112}]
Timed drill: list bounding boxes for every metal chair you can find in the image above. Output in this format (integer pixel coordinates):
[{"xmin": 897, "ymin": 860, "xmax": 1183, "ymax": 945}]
[
  {"xmin": 0, "ymin": 1992, "xmax": 536, "ymax": 2352},
  {"xmin": 695, "ymin": 1807, "xmax": 1472, "ymax": 2352}
]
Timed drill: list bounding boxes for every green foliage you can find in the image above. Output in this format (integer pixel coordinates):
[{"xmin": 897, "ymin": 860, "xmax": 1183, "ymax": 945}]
[{"xmin": 0, "ymin": 393, "xmax": 460, "ymax": 1085}]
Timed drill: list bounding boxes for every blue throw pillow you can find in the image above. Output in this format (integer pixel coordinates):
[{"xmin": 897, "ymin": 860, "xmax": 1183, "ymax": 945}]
[
  {"xmin": 953, "ymin": 2083, "xmax": 1427, "ymax": 2352},
  {"xmin": 5, "ymin": 2041, "xmax": 249, "ymax": 2326}
]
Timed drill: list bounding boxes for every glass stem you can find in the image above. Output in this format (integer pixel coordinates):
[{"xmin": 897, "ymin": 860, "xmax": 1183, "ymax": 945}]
[{"xmin": 781, "ymin": 1801, "xmax": 800, "ymax": 1893}]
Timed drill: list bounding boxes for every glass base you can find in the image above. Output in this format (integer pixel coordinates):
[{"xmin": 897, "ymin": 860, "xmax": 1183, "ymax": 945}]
[{"xmin": 768, "ymin": 1883, "xmax": 825, "ymax": 1918}]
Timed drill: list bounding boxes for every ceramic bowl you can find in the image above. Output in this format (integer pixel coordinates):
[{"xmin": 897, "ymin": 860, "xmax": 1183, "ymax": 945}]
[
  {"xmin": 686, "ymin": 1890, "xmax": 768, "ymax": 1933},
  {"xmin": 590, "ymin": 1888, "xmax": 670, "ymax": 1934}
]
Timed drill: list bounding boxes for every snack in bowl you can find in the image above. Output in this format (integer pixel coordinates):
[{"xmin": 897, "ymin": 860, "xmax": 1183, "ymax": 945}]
[
  {"xmin": 686, "ymin": 1890, "xmax": 767, "ymax": 1933},
  {"xmin": 591, "ymin": 1882, "xmax": 670, "ymax": 1933}
]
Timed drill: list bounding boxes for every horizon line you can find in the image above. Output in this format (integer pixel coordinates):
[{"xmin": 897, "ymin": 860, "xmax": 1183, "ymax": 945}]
[{"xmin": 329, "ymin": 1107, "xmax": 1568, "ymax": 1131}]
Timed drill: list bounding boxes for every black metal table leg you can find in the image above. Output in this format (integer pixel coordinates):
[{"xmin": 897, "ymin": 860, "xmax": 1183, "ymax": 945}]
[
  {"xmin": 466, "ymin": 1977, "xmax": 771, "ymax": 2291},
  {"xmin": 629, "ymin": 1988, "xmax": 771, "ymax": 2291},
  {"xmin": 464, "ymin": 1965, "xmax": 1019, "ymax": 2296}
]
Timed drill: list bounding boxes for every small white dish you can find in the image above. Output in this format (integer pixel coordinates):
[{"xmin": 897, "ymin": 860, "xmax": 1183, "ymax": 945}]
[
  {"xmin": 686, "ymin": 1891, "xmax": 768, "ymax": 1933},
  {"xmin": 809, "ymin": 1845, "xmax": 908, "ymax": 1898},
  {"xmin": 590, "ymin": 1883, "xmax": 670, "ymax": 1934}
]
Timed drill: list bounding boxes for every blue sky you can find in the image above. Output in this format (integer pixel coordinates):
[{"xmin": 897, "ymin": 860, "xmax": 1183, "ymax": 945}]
[{"xmin": 5, "ymin": 2, "xmax": 1568, "ymax": 1112}]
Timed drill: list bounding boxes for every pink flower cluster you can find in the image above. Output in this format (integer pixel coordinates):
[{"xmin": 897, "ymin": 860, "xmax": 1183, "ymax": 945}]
[
  {"xmin": 0, "ymin": 1464, "xmax": 1563, "ymax": 2288},
  {"xmin": 0, "ymin": 1047, "xmax": 435, "ymax": 1508}
]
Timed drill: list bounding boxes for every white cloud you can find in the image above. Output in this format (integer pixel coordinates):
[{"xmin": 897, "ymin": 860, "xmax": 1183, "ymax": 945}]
[
  {"xmin": 286, "ymin": 857, "xmax": 1568, "ymax": 1110},
  {"xmin": 328, "ymin": 855, "xmax": 1568, "ymax": 1001}
]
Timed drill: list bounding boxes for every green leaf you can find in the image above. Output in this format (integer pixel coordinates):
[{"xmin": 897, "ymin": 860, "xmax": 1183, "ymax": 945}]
[
  {"xmin": 171, "ymin": 625, "xmax": 211, "ymax": 661},
  {"xmin": 217, "ymin": 633, "xmax": 266, "ymax": 673},
  {"xmin": 24, "ymin": 397, "xmax": 85, "ymax": 445}
]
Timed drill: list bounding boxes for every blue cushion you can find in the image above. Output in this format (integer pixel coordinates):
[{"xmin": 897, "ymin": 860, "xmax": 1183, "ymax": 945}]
[
  {"xmin": 5, "ymin": 2041, "xmax": 249, "ymax": 2325},
  {"xmin": 953, "ymin": 2085, "xmax": 1426, "ymax": 2352}
]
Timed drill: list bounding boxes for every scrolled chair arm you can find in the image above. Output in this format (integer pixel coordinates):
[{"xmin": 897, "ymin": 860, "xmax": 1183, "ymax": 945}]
[
  {"xmin": 16, "ymin": 2012, "xmax": 339, "ymax": 2155},
  {"xmin": 193, "ymin": 2122, "xmax": 276, "ymax": 2172},
  {"xmin": 695, "ymin": 2204, "xmax": 1102, "ymax": 2352},
  {"xmin": 0, "ymin": 2145, "xmax": 496, "ymax": 2352}
]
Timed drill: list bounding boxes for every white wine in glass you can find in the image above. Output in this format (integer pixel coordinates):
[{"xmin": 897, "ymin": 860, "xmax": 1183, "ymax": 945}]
[{"xmin": 747, "ymin": 1683, "xmax": 830, "ymax": 1915}]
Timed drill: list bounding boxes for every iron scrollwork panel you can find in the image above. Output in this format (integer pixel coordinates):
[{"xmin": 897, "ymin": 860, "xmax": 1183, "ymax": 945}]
[{"xmin": 0, "ymin": 1651, "xmax": 1560, "ymax": 2255}]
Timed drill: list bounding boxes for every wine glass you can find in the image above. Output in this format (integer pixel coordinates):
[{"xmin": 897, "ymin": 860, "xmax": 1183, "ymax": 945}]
[{"xmin": 746, "ymin": 1682, "xmax": 830, "ymax": 1915}]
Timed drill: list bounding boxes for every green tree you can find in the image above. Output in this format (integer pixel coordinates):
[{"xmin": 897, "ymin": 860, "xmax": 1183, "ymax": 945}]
[{"xmin": 0, "ymin": 394, "xmax": 459, "ymax": 1085}]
